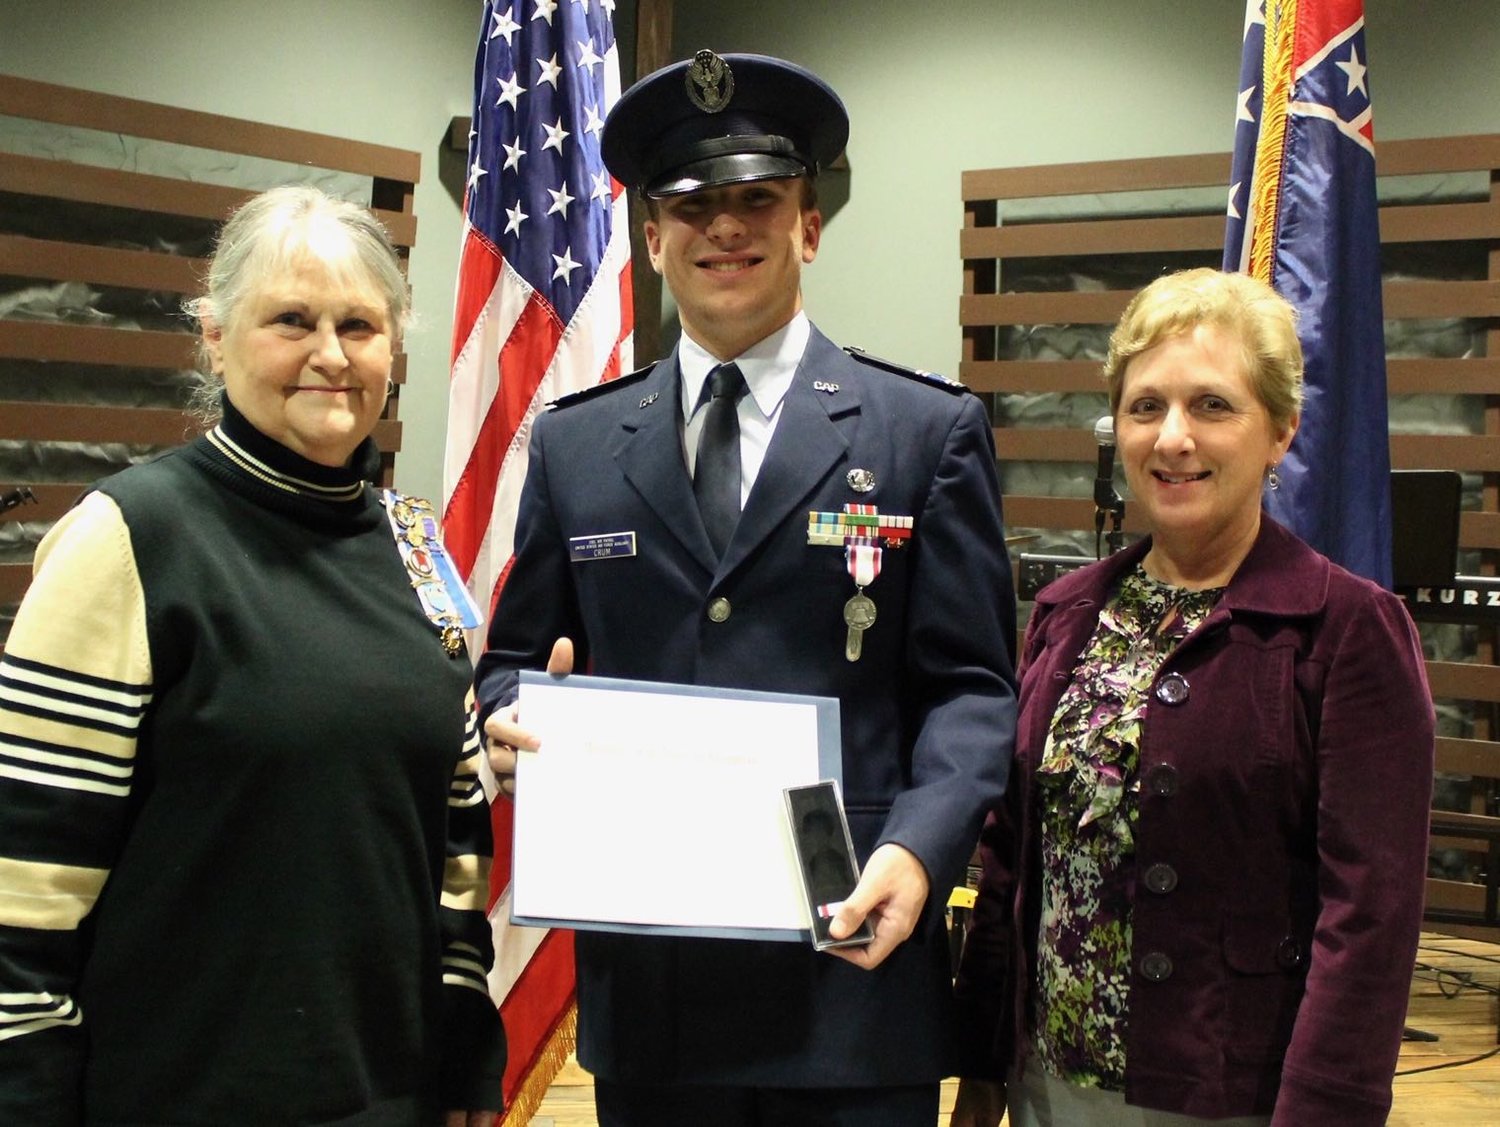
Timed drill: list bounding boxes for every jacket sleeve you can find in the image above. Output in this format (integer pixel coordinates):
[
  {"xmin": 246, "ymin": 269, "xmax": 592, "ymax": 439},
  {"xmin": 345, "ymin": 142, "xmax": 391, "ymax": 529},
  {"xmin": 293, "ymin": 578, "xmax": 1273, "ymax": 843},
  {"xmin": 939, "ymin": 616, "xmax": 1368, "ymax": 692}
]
[
  {"xmin": 1273, "ymin": 588, "xmax": 1434, "ymax": 1124},
  {"xmin": 436, "ymin": 694, "xmax": 507, "ymax": 1111},
  {"xmin": 951, "ymin": 597, "xmax": 1053, "ymax": 1080},
  {"xmin": 474, "ymin": 415, "xmax": 588, "ymax": 724},
  {"xmin": 874, "ymin": 393, "xmax": 1019, "ymax": 900},
  {"xmin": 0, "ymin": 493, "xmax": 152, "ymax": 1124}
]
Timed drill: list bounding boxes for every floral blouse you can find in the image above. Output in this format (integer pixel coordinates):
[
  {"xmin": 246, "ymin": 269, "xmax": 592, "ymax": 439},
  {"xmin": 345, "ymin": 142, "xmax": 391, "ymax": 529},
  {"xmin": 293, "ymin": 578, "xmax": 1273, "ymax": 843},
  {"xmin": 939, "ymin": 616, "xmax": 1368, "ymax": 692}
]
[{"xmin": 1031, "ymin": 564, "xmax": 1223, "ymax": 1089}]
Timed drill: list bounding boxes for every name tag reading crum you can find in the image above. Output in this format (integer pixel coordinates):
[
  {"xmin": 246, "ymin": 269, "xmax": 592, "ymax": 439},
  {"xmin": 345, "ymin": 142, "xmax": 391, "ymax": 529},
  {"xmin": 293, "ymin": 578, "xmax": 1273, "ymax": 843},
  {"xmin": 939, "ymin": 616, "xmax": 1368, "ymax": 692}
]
[{"xmin": 568, "ymin": 532, "xmax": 638, "ymax": 562}]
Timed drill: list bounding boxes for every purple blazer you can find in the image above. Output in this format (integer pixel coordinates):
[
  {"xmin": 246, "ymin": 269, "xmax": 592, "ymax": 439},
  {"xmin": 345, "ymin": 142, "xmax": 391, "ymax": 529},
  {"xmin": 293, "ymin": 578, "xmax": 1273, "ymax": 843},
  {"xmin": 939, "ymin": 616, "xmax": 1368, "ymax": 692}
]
[{"xmin": 955, "ymin": 517, "xmax": 1434, "ymax": 1124}]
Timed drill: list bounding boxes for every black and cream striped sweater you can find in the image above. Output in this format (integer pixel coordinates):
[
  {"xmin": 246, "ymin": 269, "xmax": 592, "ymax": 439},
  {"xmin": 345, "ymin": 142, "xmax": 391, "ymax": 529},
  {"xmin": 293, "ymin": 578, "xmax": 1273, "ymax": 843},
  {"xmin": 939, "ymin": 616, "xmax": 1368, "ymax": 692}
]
[{"xmin": 0, "ymin": 400, "xmax": 504, "ymax": 1124}]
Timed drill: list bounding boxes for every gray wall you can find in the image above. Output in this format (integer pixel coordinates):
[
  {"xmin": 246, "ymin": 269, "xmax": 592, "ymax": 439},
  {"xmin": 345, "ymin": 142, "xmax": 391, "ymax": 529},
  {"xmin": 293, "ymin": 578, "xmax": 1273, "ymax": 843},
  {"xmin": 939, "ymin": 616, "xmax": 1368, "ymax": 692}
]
[{"xmin": 4, "ymin": 1, "xmax": 1499, "ymax": 502}]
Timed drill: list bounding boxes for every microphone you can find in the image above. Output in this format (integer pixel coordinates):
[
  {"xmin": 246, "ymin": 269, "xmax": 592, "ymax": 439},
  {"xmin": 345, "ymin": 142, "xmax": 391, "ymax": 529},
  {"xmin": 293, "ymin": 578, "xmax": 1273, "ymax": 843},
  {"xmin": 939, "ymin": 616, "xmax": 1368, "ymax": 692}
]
[
  {"xmin": 1093, "ymin": 416, "xmax": 1117, "ymax": 510},
  {"xmin": 1092, "ymin": 415, "xmax": 1125, "ymax": 558}
]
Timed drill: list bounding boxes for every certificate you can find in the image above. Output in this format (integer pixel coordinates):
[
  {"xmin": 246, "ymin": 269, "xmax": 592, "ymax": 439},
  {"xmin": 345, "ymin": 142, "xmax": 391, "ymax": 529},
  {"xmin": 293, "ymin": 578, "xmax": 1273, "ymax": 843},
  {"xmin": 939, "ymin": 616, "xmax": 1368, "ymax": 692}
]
[{"xmin": 509, "ymin": 671, "xmax": 842, "ymax": 941}]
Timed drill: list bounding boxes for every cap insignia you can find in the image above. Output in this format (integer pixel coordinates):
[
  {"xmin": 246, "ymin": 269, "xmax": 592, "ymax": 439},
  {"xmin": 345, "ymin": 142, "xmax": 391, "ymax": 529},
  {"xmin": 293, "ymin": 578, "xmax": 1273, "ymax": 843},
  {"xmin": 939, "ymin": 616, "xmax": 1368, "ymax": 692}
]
[{"xmin": 685, "ymin": 49, "xmax": 734, "ymax": 114}]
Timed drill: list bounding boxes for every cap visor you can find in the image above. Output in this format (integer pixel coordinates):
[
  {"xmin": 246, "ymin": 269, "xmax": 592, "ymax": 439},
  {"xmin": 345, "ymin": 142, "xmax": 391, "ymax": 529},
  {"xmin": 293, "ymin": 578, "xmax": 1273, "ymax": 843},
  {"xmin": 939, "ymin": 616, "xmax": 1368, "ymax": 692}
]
[{"xmin": 646, "ymin": 152, "xmax": 808, "ymax": 198}]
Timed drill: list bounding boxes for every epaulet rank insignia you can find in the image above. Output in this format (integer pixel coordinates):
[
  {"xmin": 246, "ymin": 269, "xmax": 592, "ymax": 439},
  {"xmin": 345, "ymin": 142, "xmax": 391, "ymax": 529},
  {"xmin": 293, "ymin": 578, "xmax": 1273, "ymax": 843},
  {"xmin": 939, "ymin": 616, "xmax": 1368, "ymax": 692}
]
[
  {"xmin": 548, "ymin": 364, "xmax": 656, "ymax": 410},
  {"xmin": 843, "ymin": 346, "xmax": 966, "ymax": 394}
]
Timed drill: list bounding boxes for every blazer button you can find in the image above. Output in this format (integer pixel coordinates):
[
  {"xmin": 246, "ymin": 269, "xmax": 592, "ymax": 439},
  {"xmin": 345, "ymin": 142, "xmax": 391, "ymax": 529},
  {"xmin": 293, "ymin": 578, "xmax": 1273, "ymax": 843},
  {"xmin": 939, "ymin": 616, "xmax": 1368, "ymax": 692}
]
[
  {"xmin": 1139, "ymin": 951, "xmax": 1174, "ymax": 981},
  {"xmin": 707, "ymin": 597, "xmax": 731, "ymax": 623},
  {"xmin": 1143, "ymin": 862, "xmax": 1179, "ymax": 894},
  {"xmin": 1276, "ymin": 936, "xmax": 1306, "ymax": 969},
  {"xmin": 1145, "ymin": 763, "xmax": 1179, "ymax": 797},
  {"xmin": 1154, "ymin": 672, "xmax": 1190, "ymax": 706}
]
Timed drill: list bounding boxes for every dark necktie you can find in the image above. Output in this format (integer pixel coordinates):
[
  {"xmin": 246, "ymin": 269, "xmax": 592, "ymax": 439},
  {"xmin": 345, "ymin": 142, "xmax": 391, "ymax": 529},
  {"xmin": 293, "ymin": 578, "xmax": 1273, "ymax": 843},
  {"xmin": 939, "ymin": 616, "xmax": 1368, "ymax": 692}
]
[{"xmin": 693, "ymin": 363, "xmax": 747, "ymax": 557}]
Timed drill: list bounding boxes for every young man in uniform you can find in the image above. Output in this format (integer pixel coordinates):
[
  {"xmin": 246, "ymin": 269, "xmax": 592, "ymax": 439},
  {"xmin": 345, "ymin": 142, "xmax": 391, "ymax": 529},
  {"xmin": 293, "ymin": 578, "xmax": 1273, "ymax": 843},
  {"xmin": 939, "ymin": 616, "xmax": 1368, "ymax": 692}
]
[{"xmin": 476, "ymin": 50, "xmax": 1018, "ymax": 1127}]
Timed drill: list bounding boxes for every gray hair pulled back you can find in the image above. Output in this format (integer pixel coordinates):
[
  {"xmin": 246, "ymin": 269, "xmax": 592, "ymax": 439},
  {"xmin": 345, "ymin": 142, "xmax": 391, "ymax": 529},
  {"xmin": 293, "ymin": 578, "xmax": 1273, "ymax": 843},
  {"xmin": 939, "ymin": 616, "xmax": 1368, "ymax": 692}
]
[{"xmin": 184, "ymin": 185, "xmax": 409, "ymax": 424}]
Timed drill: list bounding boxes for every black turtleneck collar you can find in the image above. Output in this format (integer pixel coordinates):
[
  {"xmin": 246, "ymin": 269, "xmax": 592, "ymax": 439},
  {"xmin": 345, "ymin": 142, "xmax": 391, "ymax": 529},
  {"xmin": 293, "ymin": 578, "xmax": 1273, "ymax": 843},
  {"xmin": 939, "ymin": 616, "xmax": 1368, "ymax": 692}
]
[{"xmin": 188, "ymin": 394, "xmax": 386, "ymax": 526}]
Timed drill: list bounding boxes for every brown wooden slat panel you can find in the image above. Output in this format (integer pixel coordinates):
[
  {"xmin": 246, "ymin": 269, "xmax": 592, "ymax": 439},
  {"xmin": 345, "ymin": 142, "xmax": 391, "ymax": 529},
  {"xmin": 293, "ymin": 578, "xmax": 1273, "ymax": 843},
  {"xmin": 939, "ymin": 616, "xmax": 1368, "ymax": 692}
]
[
  {"xmin": 961, "ymin": 214, "xmax": 1224, "ymax": 258},
  {"xmin": 961, "ymin": 360, "xmax": 1102, "ymax": 393},
  {"xmin": 1384, "ymin": 280, "xmax": 1500, "ymax": 319},
  {"xmin": 1425, "ymin": 878, "xmax": 1487, "ymax": 913},
  {"xmin": 1427, "ymin": 660, "xmax": 1500, "ymax": 703},
  {"xmin": 0, "ymin": 233, "xmax": 203, "ymax": 293},
  {"xmin": 1430, "ymin": 811, "xmax": 1500, "ymax": 841},
  {"xmin": 999, "ymin": 497, "xmax": 1500, "ymax": 552},
  {"xmin": 996, "ymin": 428, "xmax": 1500, "ymax": 471},
  {"xmin": 961, "ymin": 136, "xmax": 1500, "ymax": 208},
  {"xmin": 972, "ymin": 357, "xmax": 1500, "ymax": 397},
  {"xmin": 373, "ymin": 419, "xmax": 401, "ymax": 453},
  {"xmin": 1387, "ymin": 357, "xmax": 1500, "ymax": 395},
  {"xmin": 962, "ymin": 152, "xmax": 1231, "ymax": 201},
  {"xmin": 1430, "ymin": 834, "xmax": 1498, "ymax": 853},
  {"xmin": 1391, "ymin": 434, "xmax": 1500, "ymax": 472},
  {"xmin": 964, "ymin": 281, "xmax": 1500, "ymax": 328},
  {"xmin": 1459, "ymin": 512, "xmax": 1500, "ymax": 550},
  {"xmin": 0, "ymin": 403, "xmax": 204, "ymax": 446},
  {"xmin": 0, "ymin": 154, "xmax": 417, "ymax": 247},
  {"xmin": 993, "ymin": 427, "xmax": 1093, "ymax": 462},
  {"xmin": 1001, "ymin": 495, "xmax": 1153, "ymax": 534},
  {"xmin": 0, "ymin": 75, "xmax": 420, "ymax": 185},
  {"xmin": 1428, "ymin": 735, "xmax": 1500, "ymax": 780},
  {"xmin": 0, "ymin": 321, "xmax": 196, "ymax": 369},
  {"xmin": 0, "ymin": 325, "xmax": 402, "ymax": 381},
  {"xmin": 1377, "ymin": 133, "xmax": 1500, "ymax": 177},
  {"xmin": 0, "ymin": 151, "xmax": 244, "ymax": 222},
  {"xmin": 1380, "ymin": 199, "xmax": 1500, "ymax": 244},
  {"xmin": 961, "ymin": 290, "xmax": 1133, "ymax": 327},
  {"xmin": 0, "ymin": 563, "xmax": 29, "ymax": 605},
  {"xmin": 0, "ymin": 403, "xmax": 401, "ymax": 453},
  {"xmin": 962, "ymin": 199, "xmax": 1500, "ymax": 261}
]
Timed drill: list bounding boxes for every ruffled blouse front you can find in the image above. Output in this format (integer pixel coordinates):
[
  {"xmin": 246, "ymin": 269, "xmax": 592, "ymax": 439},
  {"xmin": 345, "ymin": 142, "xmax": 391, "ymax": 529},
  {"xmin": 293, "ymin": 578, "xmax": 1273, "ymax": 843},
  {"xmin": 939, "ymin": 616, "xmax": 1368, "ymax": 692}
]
[{"xmin": 1031, "ymin": 564, "xmax": 1223, "ymax": 1089}]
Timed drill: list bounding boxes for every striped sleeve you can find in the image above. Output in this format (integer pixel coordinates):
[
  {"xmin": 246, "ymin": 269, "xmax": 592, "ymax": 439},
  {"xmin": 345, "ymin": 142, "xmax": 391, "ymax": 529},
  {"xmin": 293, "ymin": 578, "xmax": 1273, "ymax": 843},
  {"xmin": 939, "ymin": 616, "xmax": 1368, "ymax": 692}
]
[
  {"xmin": 436, "ymin": 689, "xmax": 506, "ymax": 1110},
  {"xmin": 0, "ymin": 492, "xmax": 152, "ymax": 1118}
]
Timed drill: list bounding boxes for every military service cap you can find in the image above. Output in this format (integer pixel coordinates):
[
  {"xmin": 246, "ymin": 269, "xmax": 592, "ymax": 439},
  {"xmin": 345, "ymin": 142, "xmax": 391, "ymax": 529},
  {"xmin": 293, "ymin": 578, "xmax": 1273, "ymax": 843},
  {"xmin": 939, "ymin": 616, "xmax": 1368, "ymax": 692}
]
[{"xmin": 601, "ymin": 50, "xmax": 848, "ymax": 198}]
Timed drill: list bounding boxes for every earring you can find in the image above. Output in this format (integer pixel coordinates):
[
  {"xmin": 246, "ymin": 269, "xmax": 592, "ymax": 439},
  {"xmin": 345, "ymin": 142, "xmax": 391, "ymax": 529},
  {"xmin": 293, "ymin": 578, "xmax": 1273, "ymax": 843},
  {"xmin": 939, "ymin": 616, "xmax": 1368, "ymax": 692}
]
[
  {"xmin": 386, "ymin": 378, "xmax": 397, "ymax": 398},
  {"xmin": 1267, "ymin": 464, "xmax": 1281, "ymax": 491}
]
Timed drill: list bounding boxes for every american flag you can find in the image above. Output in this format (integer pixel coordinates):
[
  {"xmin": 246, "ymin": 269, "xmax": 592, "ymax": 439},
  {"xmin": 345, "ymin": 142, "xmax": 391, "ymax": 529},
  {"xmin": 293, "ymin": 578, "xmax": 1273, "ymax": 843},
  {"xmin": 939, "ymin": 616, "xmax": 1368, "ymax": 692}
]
[
  {"xmin": 441, "ymin": 1, "xmax": 633, "ymax": 1120},
  {"xmin": 1224, "ymin": 0, "xmax": 1392, "ymax": 585}
]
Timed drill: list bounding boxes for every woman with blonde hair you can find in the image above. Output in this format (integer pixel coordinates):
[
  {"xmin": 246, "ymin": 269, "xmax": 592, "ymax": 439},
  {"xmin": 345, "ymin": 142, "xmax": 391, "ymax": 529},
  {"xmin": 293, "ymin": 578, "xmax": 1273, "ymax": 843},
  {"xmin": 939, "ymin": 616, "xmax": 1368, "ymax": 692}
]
[
  {"xmin": 953, "ymin": 268, "xmax": 1433, "ymax": 1126},
  {"xmin": 0, "ymin": 186, "xmax": 504, "ymax": 1125}
]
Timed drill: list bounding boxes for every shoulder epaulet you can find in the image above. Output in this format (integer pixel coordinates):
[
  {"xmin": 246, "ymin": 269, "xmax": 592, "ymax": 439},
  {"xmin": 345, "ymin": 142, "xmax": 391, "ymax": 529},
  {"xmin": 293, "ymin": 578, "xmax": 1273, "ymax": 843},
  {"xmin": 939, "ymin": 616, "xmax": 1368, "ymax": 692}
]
[
  {"xmin": 843, "ymin": 346, "xmax": 967, "ymax": 394},
  {"xmin": 547, "ymin": 364, "xmax": 656, "ymax": 410}
]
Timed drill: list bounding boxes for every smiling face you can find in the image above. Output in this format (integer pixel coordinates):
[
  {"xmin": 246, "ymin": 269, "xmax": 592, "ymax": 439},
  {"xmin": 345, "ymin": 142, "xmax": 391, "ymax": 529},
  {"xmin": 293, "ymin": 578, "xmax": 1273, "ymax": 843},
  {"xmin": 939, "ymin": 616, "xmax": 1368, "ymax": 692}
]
[
  {"xmin": 644, "ymin": 177, "xmax": 821, "ymax": 360},
  {"xmin": 1117, "ymin": 323, "xmax": 1297, "ymax": 585},
  {"xmin": 204, "ymin": 254, "xmax": 393, "ymax": 467}
]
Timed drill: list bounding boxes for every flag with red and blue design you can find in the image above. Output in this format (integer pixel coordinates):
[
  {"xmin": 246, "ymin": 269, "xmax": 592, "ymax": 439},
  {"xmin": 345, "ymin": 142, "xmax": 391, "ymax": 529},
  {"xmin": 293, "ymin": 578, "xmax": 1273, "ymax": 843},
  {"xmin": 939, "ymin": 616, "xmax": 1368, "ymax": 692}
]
[
  {"xmin": 442, "ymin": 1, "xmax": 633, "ymax": 1120},
  {"xmin": 1224, "ymin": 0, "xmax": 1392, "ymax": 586}
]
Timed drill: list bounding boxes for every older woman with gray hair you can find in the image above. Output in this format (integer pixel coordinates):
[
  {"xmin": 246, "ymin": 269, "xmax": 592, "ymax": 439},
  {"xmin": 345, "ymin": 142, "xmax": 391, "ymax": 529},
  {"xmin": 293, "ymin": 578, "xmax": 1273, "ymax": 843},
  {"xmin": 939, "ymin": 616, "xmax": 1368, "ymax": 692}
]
[
  {"xmin": 953, "ymin": 268, "xmax": 1433, "ymax": 1126},
  {"xmin": 0, "ymin": 185, "xmax": 504, "ymax": 1125}
]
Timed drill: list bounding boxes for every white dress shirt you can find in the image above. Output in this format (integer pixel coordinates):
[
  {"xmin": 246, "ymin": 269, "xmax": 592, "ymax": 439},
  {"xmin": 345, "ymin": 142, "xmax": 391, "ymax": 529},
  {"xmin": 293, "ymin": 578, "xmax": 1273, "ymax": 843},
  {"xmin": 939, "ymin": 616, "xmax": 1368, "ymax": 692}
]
[{"xmin": 679, "ymin": 312, "xmax": 811, "ymax": 509}]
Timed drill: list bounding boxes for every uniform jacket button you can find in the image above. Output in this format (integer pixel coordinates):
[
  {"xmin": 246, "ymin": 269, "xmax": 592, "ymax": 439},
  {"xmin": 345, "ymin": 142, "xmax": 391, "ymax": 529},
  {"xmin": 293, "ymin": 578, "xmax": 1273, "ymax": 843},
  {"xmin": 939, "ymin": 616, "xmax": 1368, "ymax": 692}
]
[
  {"xmin": 1145, "ymin": 763, "xmax": 1179, "ymax": 797},
  {"xmin": 1155, "ymin": 672, "xmax": 1190, "ymax": 705},
  {"xmin": 1143, "ymin": 862, "xmax": 1179, "ymax": 894},
  {"xmin": 1140, "ymin": 951, "xmax": 1174, "ymax": 981},
  {"xmin": 707, "ymin": 597, "xmax": 731, "ymax": 623},
  {"xmin": 1276, "ymin": 936, "xmax": 1306, "ymax": 969}
]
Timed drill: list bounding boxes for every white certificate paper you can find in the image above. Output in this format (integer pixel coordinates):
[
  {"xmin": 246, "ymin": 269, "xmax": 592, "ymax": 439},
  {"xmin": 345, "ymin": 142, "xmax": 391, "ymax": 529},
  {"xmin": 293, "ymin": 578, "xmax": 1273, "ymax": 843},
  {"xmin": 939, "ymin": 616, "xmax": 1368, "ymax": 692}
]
[{"xmin": 510, "ymin": 672, "xmax": 842, "ymax": 940}]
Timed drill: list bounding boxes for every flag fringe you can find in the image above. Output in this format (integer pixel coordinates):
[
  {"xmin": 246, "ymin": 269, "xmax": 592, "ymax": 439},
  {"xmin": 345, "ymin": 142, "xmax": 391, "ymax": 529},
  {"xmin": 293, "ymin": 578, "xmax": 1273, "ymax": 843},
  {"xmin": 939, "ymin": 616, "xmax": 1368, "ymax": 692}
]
[
  {"xmin": 1248, "ymin": 0, "xmax": 1298, "ymax": 282},
  {"xmin": 499, "ymin": 1001, "xmax": 578, "ymax": 1127}
]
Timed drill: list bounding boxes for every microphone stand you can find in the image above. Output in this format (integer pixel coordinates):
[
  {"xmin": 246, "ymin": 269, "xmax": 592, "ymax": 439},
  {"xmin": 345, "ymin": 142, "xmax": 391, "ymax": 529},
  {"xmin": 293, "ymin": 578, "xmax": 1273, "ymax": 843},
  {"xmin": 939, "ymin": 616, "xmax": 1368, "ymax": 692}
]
[
  {"xmin": 1, "ymin": 486, "xmax": 38, "ymax": 518},
  {"xmin": 1094, "ymin": 490, "xmax": 1125, "ymax": 559}
]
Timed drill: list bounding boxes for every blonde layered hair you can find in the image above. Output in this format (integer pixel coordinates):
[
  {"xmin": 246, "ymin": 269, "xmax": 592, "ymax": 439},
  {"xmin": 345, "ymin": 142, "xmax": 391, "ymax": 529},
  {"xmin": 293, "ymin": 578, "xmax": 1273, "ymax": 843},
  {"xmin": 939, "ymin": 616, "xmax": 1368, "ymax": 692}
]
[{"xmin": 1103, "ymin": 268, "xmax": 1304, "ymax": 430}]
